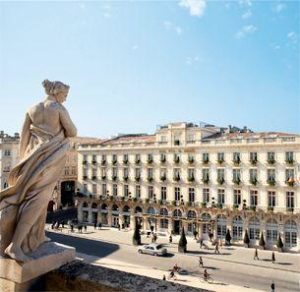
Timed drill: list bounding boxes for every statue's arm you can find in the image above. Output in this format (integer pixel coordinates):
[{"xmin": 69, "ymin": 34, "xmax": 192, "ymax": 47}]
[
  {"xmin": 19, "ymin": 113, "xmax": 31, "ymax": 159},
  {"xmin": 59, "ymin": 105, "xmax": 77, "ymax": 138}
]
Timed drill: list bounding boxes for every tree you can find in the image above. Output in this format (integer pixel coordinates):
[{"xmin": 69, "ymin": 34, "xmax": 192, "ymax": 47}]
[
  {"xmin": 259, "ymin": 232, "xmax": 265, "ymax": 249},
  {"xmin": 178, "ymin": 227, "xmax": 187, "ymax": 253},
  {"xmin": 277, "ymin": 234, "xmax": 284, "ymax": 252},
  {"xmin": 132, "ymin": 221, "xmax": 141, "ymax": 246},
  {"xmin": 225, "ymin": 229, "xmax": 231, "ymax": 246},
  {"xmin": 243, "ymin": 230, "xmax": 250, "ymax": 248}
]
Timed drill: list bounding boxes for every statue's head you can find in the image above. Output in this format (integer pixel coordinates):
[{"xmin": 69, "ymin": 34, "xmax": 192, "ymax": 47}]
[{"xmin": 42, "ymin": 79, "xmax": 70, "ymax": 103}]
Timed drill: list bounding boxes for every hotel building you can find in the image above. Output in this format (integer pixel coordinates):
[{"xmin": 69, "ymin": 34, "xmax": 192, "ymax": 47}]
[{"xmin": 76, "ymin": 122, "xmax": 300, "ymax": 251}]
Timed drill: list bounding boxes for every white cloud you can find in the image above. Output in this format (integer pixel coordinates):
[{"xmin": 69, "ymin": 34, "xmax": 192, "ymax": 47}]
[
  {"xmin": 235, "ymin": 25, "xmax": 257, "ymax": 39},
  {"xmin": 287, "ymin": 32, "xmax": 298, "ymax": 44},
  {"xmin": 132, "ymin": 45, "xmax": 139, "ymax": 50},
  {"xmin": 239, "ymin": 0, "xmax": 252, "ymax": 7},
  {"xmin": 242, "ymin": 10, "xmax": 252, "ymax": 19},
  {"xmin": 274, "ymin": 3, "xmax": 286, "ymax": 13},
  {"xmin": 163, "ymin": 21, "xmax": 183, "ymax": 36},
  {"xmin": 178, "ymin": 0, "xmax": 206, "ymax": 17},
  {"xmin": 185, "ymin": 55, "xmax": 203, "ymax": 65}
]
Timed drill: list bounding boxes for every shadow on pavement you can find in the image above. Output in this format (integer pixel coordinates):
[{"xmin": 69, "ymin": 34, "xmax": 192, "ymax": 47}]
[{"xmin": 277, "ymin": 262, "xmax": 292, "ymax": 266}]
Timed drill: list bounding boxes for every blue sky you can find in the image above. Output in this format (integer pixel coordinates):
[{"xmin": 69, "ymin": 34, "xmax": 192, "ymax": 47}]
[{"xmin": 0, "ymin": 0, "xmax": 299, "ymax": 138}]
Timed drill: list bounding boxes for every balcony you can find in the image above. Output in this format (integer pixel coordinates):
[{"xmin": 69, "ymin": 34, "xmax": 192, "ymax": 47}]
[
  {"xmin": 267, "ymin": 158, "xmax": 275, "ymax": 165},
  {"xmin": 173, "ymin": 174, "xmax": 181, "ymax": 182},
  {"xmin": 160, "ymin": 157, "xmax": 166, "ymax": 163},
  {"xmin": 82, "ymin": 175, "xmax": 88, "ymax": 180},
  {"xmin": 232, "ymin": 177, "xmax": 241, "ymax": 185},
  {"xmin": 147, "ymin": 158, "xmax": 153, "ymax": 164},
  {"xmin": 135, "ymin": 159, "xmax": 140, "ymax": 165},
  {"xmin": 233, "ymin": 157, "xmax": 241, "ymax": 165},
  {"xmin": 123, "ymin": 176, "xmax": 129, "ymax": 182},
  {"xmin": 112, "ymin": 175, "xmax": 118, "ymax": 181},
  {"xmin": 202, "ymin": 176, "xmax": 209, "ymax": 184},
  {"xmin": 135, "ymin": 176, "xmax": 141, "ymax": 182},
  {"xmin": 217, "ymin": 177, "xmax": 225, "ymax": 185},
  {"xmin": 285, "ymin": 158, "xmax": 294, "ymax": 165},
  {"xmin": 92, "ymin": 176, "xmax": 97, "ymax": 181},
  {"xmin": 286, "ymin": 179, "xmax": 294, "ymax": 187},
  {"xmin": 112, "ymin": 159, "xmax": 118, "ymax": 165},
  {"xmin": 160, "ymin": 175, "xmax": 167, "ymax": 182},
  {"xmin": 123, "ymin": 159, "xmax": 129, "ymax": 165},
  {"xmin": 217, "ymin": 158, "xmax": 224, "ymax": 165},
  {"xmin": 203, "ymin": 158, "xmax": 209, "ymax": 165},
  {"xmin": 173, "ymin": 156, "xmax": 180, "ymax": 164},
  {"xmin": 101, "ymin": 160, "xmax": 106, "ymax": 166},
  {"xmin": 187, "ymin": 175, "xmax": 195, "ymax": 183},
  {"xmin": 147, "ymin": 177, "xmax": 153, "ymax": 183},
  {"xmin": 82, "ymin": 161, "xmax": 87, "ymax": 165},
  {"xmin": 267, "ymin": 177, "xmax": 276, "ymax": 186},
  {"xmin": 250, "ymin": 177, "xmax": 258, "ymax": 186},
  {"xmin": 250, "ymin": 158, "xmax": 257, "ymax": 165},
  {"xmin": 101, "ymin": 175, "xmax": 106, "ymax": 180},
  {"xmin": 188, "ymin": 157, "xmax": 194, "ymax": 164},
  {"xmin": 286, "ymin": 207, "xmax": 294, "ymax": 213}
]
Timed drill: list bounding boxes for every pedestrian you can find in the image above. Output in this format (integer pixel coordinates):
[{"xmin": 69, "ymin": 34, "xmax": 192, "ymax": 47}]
[
  {"xmin": 270, "ymin": 281, "xmax": 275, "ymax": 292},
  {"xmin": 271, "ymin": 251, "xmax": 276, "ymax": 264},
  {"xmin": 70, "ymin": 224, "xmax": 74, "ymax": 232},
  {"xmin": 203, "ymin": 269, "xmax": 210, "ymax": 281},
  {"xmin": 199, "ymin": 256, "xmax": 204, "ymax": 268},
  {"xmin": 98, "ymin": 222, "xmax": 102, "ymax": 229},
  {"xmin": 254, "ymin": 248, "xmax": 259, "ymax": 260},
  {"xmin": 84, "ymin": 225, "xmax": 87, "ymax": 232},
  {"xmin": 199, "ymin": 238, "xmax": 203, "ymax": 249},
  {"xmin": 214, "ymin": 242, "xmax": 220, "ymax": 254},
  {"xmin": 94, "ymin": 222, "xmax": 97, "ymax": 230},
  {"xmin": 162, "ymin": 275, "xmax": 166, "ymax": 281},
  {"xmin": 169, "ymin": 235, "xmax": 172, "ymax": 244},
  {"xmin": 168, "ymin": 270, "xmax": 176, "ymax": 280}
]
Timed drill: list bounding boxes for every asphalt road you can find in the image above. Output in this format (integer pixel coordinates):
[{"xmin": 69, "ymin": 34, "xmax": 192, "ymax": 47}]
[{"xmin": 47, "ymin": 232, "xmax": 300, "ymax": 292}]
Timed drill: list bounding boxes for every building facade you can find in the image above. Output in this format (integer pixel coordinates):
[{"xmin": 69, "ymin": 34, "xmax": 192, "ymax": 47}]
[
  {"xmin": 0, "ymin": 131, "xmax": 20, "ymax": 190},
  {"xmin": 76, "ymin": 122, "xmax": 300, "ymax": 251}
]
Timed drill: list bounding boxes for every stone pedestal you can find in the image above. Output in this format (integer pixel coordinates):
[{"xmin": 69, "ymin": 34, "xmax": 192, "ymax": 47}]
[{"xmin": 0, "ymin": 242, "xmax": 75, "ymax": 292}]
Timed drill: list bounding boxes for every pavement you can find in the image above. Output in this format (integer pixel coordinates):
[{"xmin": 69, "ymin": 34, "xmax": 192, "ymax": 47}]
[{"xmin": 46, "ymin": 225, "xmax": 300, "ymax": 291}]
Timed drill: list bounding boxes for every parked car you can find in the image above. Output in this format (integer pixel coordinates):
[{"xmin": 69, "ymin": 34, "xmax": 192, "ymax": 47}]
[{"xmin": 138, "ymin": 244, "xmax": 167, "ymax": 256}]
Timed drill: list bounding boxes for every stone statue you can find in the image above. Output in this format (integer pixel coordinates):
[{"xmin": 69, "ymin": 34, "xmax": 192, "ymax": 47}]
[{"xmin": 0, "ymin": 79, "xmax": 77, "ymax": 262}]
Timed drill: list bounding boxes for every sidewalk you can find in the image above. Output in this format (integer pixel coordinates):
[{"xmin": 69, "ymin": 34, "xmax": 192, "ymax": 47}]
[
  {"xmin": 47, "ymin": 224, "xmax": 300, "ymax": 274},
  {"xmin": 76, "ymin": 252, "xmax": 263, "ymax": 292}
]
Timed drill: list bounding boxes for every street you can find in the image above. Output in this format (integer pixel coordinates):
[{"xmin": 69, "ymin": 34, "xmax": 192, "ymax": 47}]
[{"xmin": 46, "ymin": 229, "xmax": 300, "ymax": 292}]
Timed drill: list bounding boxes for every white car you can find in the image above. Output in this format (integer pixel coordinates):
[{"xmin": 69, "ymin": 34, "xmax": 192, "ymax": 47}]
[{"xmin": 138, "ymin": 244, "xmax": 167, "ymax": 256}]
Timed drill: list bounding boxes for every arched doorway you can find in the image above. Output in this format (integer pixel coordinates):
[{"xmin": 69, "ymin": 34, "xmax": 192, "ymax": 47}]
[
  {"xmin": 173, "ymin": 209, "xmax": 182, "ymax": 234},
  {"xmin": 217, "ymin": 215, "xmax": 227, "ymax": 239},
  {"xmin": 112, "ymin": 204, "xmax": 119, "ymax": 227},
  {"xmin": 233, "ymin": 216, "xmax": 243, "ymax": 241},
  {"xmin": 266, "ymin": 219, "xmax": 278, "ymax": 246},
  {"xmin": 284, "ymin": 220, "xmax": 297, "ymax": 248},
  {"xmin": 123, "ymin": 205, "xmax": 131, "ymax": 227},
  {"xmin": 61, "ymin": 180, "xmax": 76, "ymax": 207}
]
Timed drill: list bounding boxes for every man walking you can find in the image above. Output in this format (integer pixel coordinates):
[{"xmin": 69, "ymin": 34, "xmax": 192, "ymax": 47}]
[
  {"xmin": 254, "ymin": 248, "xmax": 259, "ymax": 260},
  {"xmin": 271, "ymin": 251, "xmax": 276, "ymax": 264}
]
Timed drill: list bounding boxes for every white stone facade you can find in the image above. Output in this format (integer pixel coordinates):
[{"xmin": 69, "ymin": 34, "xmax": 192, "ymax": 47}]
[
  {"xmin": 0, "ymin": 131, "xmax": 20, "ymax": 191},
  {"xmin": 77, "ymin": 123, "xmax": 300, "ymax": 251}
]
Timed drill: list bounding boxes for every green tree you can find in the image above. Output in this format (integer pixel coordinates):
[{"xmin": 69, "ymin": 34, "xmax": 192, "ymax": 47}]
[
  {"xmin": 132, "ymin": 221, "xmax": 141, "ymax": 246},
  {"xmin": 243, "ymin": 230, "xmax": 250, "ymax": 248},
  {"xmin": 259, "ymin": 232, "xmax": 265, "ymax": 249},
  {"xmin": 225, "ymin": 229, "xmax": 231, "ymax": 246},
  {"xmin": 178, "ymin": 227, "xmax": 187, "ymax": 253},
  {"xmin": 277, "ymin": 234, "xmax": 284, "ymax": 252}
]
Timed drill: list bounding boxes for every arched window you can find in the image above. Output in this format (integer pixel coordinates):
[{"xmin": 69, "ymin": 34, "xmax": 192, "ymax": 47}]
[
  {"xmin": 173, "ymin": 209, "xmax": 182, "ymax": 217},
  {"xmin": 91, "ymin": 202, "xmax": 98, "ymax": 209},
  {"xmin": 233, "ymin": 215, "xmax": 243, "ymax": 240},
  {"xmin": 249, "ymin": 217, "xmax": 260, "ymax": 240},
  {"xmin": 284, "ymin": 220, "xmax": 297, "ymax": 248},
  {"xmin": 112, "ymin": 204, "xmax": 119, "ymax": 211},
  {"xmin": 82, "ymin": 202, "xmax": 88, "ymax": 208},
  {"xmin": 217, "ymin": 215, "xmax": 227, "ymax": 239},
  {"xmin": 101, "ymin": 203, "xmax": 107, "ymax": 210},
  {"xmin": 147, "ymin": 207, "xmax": 156, "ymax": 215},
  {"xmin": 123, "ymin": 205, "xmax": 130, "ymax": 213},
  {"xmin": 266, "ymin": 219, "xmax": 278, "ymax": 244},
  {"xmin": 160, "ymin": 208, "xmax": 168, "ymax": 216},
  {"xmin": 201, "ymin": 213, "xmax": 211, "ymax": 222},
  {"xmin": 187, "ymin": 210, "xmax": 196, "ymax": 219},
  {"xmin": 135, "ymin": 206, "xmax": 143, "ymax": 213}
]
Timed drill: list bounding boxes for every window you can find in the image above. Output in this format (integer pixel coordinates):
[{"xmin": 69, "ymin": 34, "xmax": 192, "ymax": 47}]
[
  {"xmin": 267, "ymin": 169, "xmax": 276, "ymax": 181},
  {"xmin": 123, "ymin": 154, "xmax": 128, "ymax": 163},
  {"xmin": 284, "ymin": 220, "xmax": 297, "ymax": 247},
  {"xmin": 160, "ymin": 153, "xmax": 166, "ymax": 162},
  {"xmin": 188, "ymin": 153, "xmax": 194, "ymax": 163},
  {"xmin": 4, "ymin": 149, "xmax": 11, "ymax": 156},
  {"xmin": 124, "ymin": 185, "xmax": 129, "ymax": 198},
  {"xmin": 148, "ymin": 186, "xmax": 154, "ymax": 199},
  {"xmin": 161, "ymin": 186, "xmax": 167, "ymax": 201},
  {"xmin": 160, "ymin": 219, "xmax": 168, "ymax": 229},
  {"xmin": 92, "ymin": 184, "xmax": 97, "ymax": 194},
  {"xmin": 202, "ymin": 188, "xmax": 209, "ymax": 203},
  {"xmin": 249, "ymin": 169, "xmax": 257, "ymax": 180},
  {"xmin": 232, "ymin": 216, "xmax": 243, "ymax": 240},
  {"xmin": 92, "ymin": 154, "xmax": 97, "ymax": 163},
  {"xmin": 285, "ymin": 169, "xmax": 294, "ymax": 181},
  {"xmin": 147, "ymin": 168, "xmax": 153, "ymax": 180},
  {"xmin": 101, "ymin": 155, "xmax": 106, "ymax": 164},
  {"xmin": 64, "ymin": 167, "xmax": 69, "ymax": 176},
  {"xmin": 113, "ymin": 184, "xmax": 118, "ymax": 196},
  {"xmin": 147, "ymin": 154, "xmax": 153, "ymax": 163},
  {"xmin": 267, "ymin": 152, "xmax": 275, "ymax": 163},
  {"xmin": 266, "ymin": 219, "xmax": 278, "ymax": 243},
  {"xmin": 202, "ymin": 168, "xmax": 209, "ymax": 181},
  {"xmin": 135, "ymin": 154, "xmax": 140, "ymax": 163},
  {"xmin": 268, "ymin": 191, "xmax": 276, "ymax": 207},
  {"xmin": 83, "ymin": 168, "xmax": 88, "ymax": 177},
  {"xmin": 92, "ymin": 168, "xmax": 97, "ymax": 178},
  {"xmin": 217, "ymin": 152, "xmax": 224, "ymax": 163},
  {"xmin": 112, "ymin": 154, "xmax": 117, "ymax": 164},
  {"xmin": 234, "ymin": 189, "xmax": 241, "ymax": 205},
  {"xmin": 286, "ymin": 191, "xmax": 294, "ymax": 208},
  {"xmin": 217, "ymin": 215, "xmax": 227, "ymax": 238},
  {"xmin": 3, "ymin": 165, "xmax": 11, "ymax": 172},
  {"xmin": 83, "ymin": 184, "xmax": 88, "ymax": 193},
  {"xmin": 203, "ymin": 153, "xmax": 209, "ymax": 163},
  {"xmin": 174, "ymin": 187, "xmax": 180, "ymax": 201},
  {"xmin": 233, "ymin": 152, "xmax": 241, "ymax": 163},
  {"xmin": 188, "ymin": 168, "xmax": 195, "ymax": 180},
  {"xmin": 135, "ymin": 185, "xmax": 141, "ymax": 199},
  {"xmin": 217, "ymin": 189, "xmax": 225, "ymax": 204},
  {"xmin": 101, "ymin": 168, "xmax": 106, "ymax": 178},
  {"xmin": 187, "ymin": 134, "xmax": 195, "ymax": 143},
  {"xmin": 188, "ymin": 188, "xmax": 195, "ymax": 202},
  {"xmin": 250, "ymin": 152, "xmax": 257, "ymax": 163},
  {"xmin": 249, "ymin": 217, "xmax": 260, "ymax": 240},
  {"xmin": 135, "ymin": 168, "xmax": 141, "ymax": 178},
  {"xmin": 83, "ymin": 154, "xmax": 87, "ymax": 163},
  {"xmin": 232, "ymin": 169, "xmax": 241, "ymax": 182},
  {"xmin": 71, "ymin": 166, "xmax": 76, "ymax": 175},
  {"xmin": 250, "ymin": 190, "xmax": 258, "ymax": 207},
  {"xmin": 217, "ymin": 169, "xmax": 224, "ymax": 183},
  {"xmin": 102, "ymin": 184, "xmax": 107, "ymax": 196},
  {"xmin": 112, "ymin": 167, "xmax": 118, "ymax": 177},
  {"xmin": 173, "ymin": 168, "xmax": 181, "ymax": 180},
  {"xmin": 285, "ymin": 152, "xmax": 294, "ymax": 163},
  {"xmin": 123, "ymin": 167, "xmax": 129, "ymax": 178}
]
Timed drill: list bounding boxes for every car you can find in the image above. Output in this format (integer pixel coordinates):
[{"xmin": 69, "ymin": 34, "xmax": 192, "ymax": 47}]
[{"xmin": 138, "ymin": 244, "xmax": 167, "ymax": 256}]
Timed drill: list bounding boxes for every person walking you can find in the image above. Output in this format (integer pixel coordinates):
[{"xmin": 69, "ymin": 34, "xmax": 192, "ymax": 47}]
[
  {"xmin": 199, "ymin": 256, "xmax": 204, "ymax": 268},
  {"xmin": 270, "ymin": 281, "xmax": 275, "ymax": 292},
  {"xmin": 254, "ymin": 248, "xmax": 259, "ymax": 260},
  {"xmin": 214, "ymin": 242, "xmax": 220, "ymax": 254},
  {"xmin": 271, "ymin": 251, "xmax": 276, "ymax": 264},
  {"xmin": 199, "ymin": 238, "xmax": 203, "ymax": 249},
  {"xmin": 169, "ymin": 235, "xmax": 173, "ymax": 244},
  {"xmin": 94, "ymin": 222, "xmax": 97, "ymax": 230},
  {"xmin": 203, "ymin": 269, "xmax": 210, "ymax": 281}
]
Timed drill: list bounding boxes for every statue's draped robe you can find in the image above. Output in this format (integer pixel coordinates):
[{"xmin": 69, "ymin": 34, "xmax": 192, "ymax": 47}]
[{"xmin": 0, "ymin": 99, "xmax": 76, "ymax": 254}]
